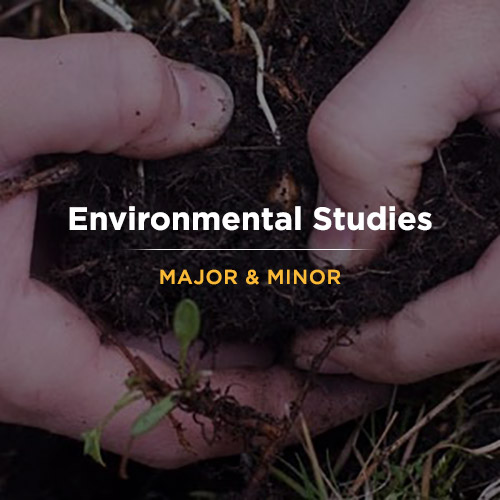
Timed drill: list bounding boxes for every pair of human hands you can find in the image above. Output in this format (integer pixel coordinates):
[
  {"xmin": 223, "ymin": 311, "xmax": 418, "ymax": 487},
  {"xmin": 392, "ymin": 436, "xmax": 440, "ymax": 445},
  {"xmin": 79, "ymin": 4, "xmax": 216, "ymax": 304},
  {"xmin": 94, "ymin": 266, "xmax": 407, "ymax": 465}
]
[{"xmin": 1, "ymin": 0, "xmax": 500, "ymax": 468}]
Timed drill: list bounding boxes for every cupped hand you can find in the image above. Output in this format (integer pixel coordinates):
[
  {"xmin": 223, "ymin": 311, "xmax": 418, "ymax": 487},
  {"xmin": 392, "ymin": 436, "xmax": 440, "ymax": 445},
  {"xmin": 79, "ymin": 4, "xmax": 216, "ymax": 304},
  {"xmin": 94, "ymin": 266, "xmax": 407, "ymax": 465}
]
[
  {"xmin": 0, "ymin": 33, "xmax": 388, "ymax": 469},
  {"xmin": 294, "ymin": 0, "xmax": 500, "ymax": 383}
]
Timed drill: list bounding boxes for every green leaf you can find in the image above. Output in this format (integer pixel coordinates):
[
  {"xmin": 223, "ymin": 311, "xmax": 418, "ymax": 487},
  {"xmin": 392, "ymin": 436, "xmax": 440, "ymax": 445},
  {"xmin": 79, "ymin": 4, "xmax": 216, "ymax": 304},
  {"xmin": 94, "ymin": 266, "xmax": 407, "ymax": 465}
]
[
  {"xmin": 82, "ymin": 428, "xmax": 105, "ymax": 467},
  {"xmin": 113, "ymin": 390, "xmax": 142, "ymax": 412},
  {"xmin": 173, "ymin": 299, "xmax": 201, "ymax": 349},
  {"xmin": 131, "ymin": 395, "xmax": 177, "ymax": 437}
]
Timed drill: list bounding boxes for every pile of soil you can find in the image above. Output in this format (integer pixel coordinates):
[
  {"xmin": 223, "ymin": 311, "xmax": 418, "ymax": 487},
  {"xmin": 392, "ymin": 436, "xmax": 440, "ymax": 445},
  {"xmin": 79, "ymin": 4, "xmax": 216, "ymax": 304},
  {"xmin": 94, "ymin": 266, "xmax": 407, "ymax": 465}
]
[{"xmin": 37, "ymin": 0, "xmax": 500, "ymax": 349}]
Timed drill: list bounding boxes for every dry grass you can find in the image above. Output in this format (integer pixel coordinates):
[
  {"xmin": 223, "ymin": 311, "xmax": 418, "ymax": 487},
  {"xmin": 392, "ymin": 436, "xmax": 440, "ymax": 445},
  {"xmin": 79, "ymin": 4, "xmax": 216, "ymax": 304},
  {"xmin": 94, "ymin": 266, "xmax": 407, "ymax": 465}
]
[{"xmin": 273, "ymin": 362, "xmax": 500, "ymax": 499}]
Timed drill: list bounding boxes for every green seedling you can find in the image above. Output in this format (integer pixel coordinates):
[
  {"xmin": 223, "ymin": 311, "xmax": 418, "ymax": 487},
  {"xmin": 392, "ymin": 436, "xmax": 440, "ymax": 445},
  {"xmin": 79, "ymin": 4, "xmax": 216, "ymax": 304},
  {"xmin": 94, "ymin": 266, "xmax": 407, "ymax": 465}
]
[
  {"xmin": 83, "ymin": 298, "xmax": 202, "ymax": 470},
  {"xmin": 173, "ymin": 298, "xmax": 201, "ymax": 377},
  {"xmin": 131, "ymin": 393, "xmax": 178, "ymax": 437},
  {"xmin": 82, "ymin": 427, "xmax": 105, "ymax": 467},
  {"xmin": 82, "ymin": 390, "xmax": 142, "ymax": 467}
]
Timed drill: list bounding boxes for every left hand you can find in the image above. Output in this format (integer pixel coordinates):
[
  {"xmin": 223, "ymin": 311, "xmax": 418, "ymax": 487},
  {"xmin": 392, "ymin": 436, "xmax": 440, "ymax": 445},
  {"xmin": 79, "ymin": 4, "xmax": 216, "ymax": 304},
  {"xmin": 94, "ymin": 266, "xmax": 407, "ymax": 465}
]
[{"xmin": 0, "ymin": 33, "xmax": 388, "ymax": 469}]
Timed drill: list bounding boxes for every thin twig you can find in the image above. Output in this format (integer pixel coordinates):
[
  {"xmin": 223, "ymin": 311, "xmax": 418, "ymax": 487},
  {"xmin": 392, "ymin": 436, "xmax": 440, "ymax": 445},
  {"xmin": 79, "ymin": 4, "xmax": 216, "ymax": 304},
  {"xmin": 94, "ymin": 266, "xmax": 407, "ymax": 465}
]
[
  {"xmin": 230, "ymin": 0, "xmax": 243, "ymax": 45},
  {"xmin": 136, "ymin": 160, "xmax": 145, "ymax": 200},
  {"xmin": 0, "ymin": 161, "xmax": 80, "ymax": 203},
  {"xmin": 400, "ymin": 404, "xmax": 426, "ymax": 467},
  {"xmin": 350, "ymin": 361, "xmax": 500, "ymax": 495},
  {"xmin": 479, "ymin": 478, "xmax": 500, "ymax": 500},
  {"xmin": 29, "ymin": 2, "xmax": 42, "ymax": 37},
  {"xmin": 85, "ymin": 0, "xmax": 135, "ymax": 31},
  {"xmin": 333, "ymin": 415, "xmax": 365, "ymax": 476},
  {"xmin": 171, "ymin": 0, "xmax": 202, "ymax": 37},
  {"xmin": 59, "ymin": 0, "xmax": 71, "ymax": 33},
  {"xmin": 209, "ymin": 0, "xmax": 282, "ymax": 145},
  {"xmin": 244, "ymin": 326, "xmax": 349, "ymax": 498},
  {"xmin": 0, "ymin": 0, "xmax": 40, "ymax": 24},
  {"xmin": 299, "ymin": 415, "xmax": 329, "ymax": 500},
  {"xmin": 354, "ymin": 412, "xmax": 399, "ymax": 491},
  {"xmin": 260, "ymin": 0, "xmax": 277, "ymax": 36}
]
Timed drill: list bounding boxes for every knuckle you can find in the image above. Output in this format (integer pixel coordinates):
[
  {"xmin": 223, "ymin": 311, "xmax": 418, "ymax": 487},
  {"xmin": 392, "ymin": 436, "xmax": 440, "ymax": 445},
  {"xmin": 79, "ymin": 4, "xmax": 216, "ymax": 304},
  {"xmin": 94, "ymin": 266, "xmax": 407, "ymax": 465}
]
[
  {"xmin": 466, "ymin": 270, "xmax": 500, "ymax": 357},
  {"xmin": 354, "ymin": 321, "xmax": 412, "ymax": 384},
  {"xmin": 260, "ymin": 367, "xmax": 300, "ymax": 418},
  {"xmin": 308, "ymin": 99, "xmax": 345, "ymax": 168},
  {"xmin": 461, "ymin": 262, "xmax": 500, "ymax": 359},
  {"xmin": 308, "ymin": 97, "xmax": 389, "ymax": 187},
  {"xmin": 100, "ymin": 33, "xmax": 166, "ymax": 145}
]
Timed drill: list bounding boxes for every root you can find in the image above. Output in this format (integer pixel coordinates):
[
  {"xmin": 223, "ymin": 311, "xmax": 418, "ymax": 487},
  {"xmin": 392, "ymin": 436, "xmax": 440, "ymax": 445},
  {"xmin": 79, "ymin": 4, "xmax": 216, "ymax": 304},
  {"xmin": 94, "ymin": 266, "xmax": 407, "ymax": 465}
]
[
  {"xmin": 230, "ymin": 0, "xmax": 244, "ymax": 45},
  {"xmin": 244, "ymin": 326, "xmax": 350, "ymax": 498},
  {"xmin": 209, "ymin": 0, "xmax": 282, "ymax": 145},
  {"xmin": 85, "ymin": 0, "xmax": 135, "ymax": 31},
  {"xmin": 101, "ymin": 330, "xmax": 283, "ymax": 476},
  {"xmin": 98, "ymin": 324, "xmax": 347, "ymax": 490},
  {"xmin": 349, "ymin": 361, "xmax": 500, "ymax": 495},
  {"xmin": 0, "ymin": 0, "xmax": 40, "ymax": 25},
  {"xmin": 0, "ymin": 161, "xmax": 80, "ymax": 203}
]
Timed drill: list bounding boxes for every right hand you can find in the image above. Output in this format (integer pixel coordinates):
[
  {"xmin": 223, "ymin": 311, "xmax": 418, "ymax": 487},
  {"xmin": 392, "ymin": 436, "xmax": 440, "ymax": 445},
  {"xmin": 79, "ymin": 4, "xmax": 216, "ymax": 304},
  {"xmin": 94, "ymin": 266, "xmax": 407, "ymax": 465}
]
[{"xmin": 294, "ymin": 0, "xmax": 500, "ymax": 384}]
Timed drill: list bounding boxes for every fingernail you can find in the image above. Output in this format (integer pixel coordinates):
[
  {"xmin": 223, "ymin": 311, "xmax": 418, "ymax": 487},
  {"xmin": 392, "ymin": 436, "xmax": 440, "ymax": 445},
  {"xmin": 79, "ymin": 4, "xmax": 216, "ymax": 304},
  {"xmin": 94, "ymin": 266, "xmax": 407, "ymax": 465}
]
[
  {"xmin": 170, "ymin": 61, "xmax": 234, "ymax": 142},
  {"xmin": 295, "ymin": 354, "xmax": 352, "ymax": 375},
  {"xmin": 309, "ymin": 187, "xmax": 354, "ymax": 267}
]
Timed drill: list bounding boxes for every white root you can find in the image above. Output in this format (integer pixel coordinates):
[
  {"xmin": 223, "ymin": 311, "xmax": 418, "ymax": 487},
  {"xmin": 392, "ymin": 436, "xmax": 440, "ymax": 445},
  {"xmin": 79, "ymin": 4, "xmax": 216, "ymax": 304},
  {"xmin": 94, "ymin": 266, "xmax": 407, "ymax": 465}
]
[
  {"xmin": 85, "ymin": 0, "xmax": 134, "ymax": 31},
  {"xmin": 208, "ymin": 0, "xmax": 282, "ymax": 145},
  {"xmin": 137, "ymin": 160, "xmax": 145, "ymax": 199},
  {"xmin": 172, "ymin": 0, "xmax": 202, "ymax": 37}
]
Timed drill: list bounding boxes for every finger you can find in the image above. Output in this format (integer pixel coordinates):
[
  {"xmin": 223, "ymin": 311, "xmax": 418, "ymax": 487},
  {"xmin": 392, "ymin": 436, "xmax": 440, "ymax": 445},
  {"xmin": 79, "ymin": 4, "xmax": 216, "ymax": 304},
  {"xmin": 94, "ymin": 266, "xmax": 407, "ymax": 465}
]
[
  {"xmin": 0, "ymin": 33, "xmax": 233, "ymax": 169},
  {"xmin": 0, "ymin": 195, "xmax": 386, "ymax": 467},
  {"xmin": 294, "ymin": 235, "xmax": 500, "ymax": 384},
  {"xmin": 0, "ymin": 187, "xmax": 35, "ymax": 288},
  {"xmin": 126, "ymin": 336, "xmax": 276, "ymax": 370},
  {"xmin": 308, "ymin": 0, "xmax": 500, "ymax": 266},
  {"xmin": 1, "ymin": 279, "xmax": 389, "ymax": 468}
]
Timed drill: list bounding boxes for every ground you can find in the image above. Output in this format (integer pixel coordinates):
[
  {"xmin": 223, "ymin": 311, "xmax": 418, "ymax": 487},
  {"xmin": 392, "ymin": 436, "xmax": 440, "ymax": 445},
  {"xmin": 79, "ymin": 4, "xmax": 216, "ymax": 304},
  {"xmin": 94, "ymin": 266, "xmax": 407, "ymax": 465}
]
[{"xmin": 1, "ymin": 0, "xmax": 500, "ymax": 498}]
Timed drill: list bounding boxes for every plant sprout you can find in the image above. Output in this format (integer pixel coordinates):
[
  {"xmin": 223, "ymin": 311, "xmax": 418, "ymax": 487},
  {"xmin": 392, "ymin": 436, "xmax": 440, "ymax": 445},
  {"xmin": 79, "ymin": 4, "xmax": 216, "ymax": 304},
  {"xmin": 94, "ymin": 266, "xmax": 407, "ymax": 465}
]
[
  {"xmin": 173, "ymin": 298, "xmax": 201, "ymax": 376},
  {"xmin": 82, "ymin": 298, "xmax": 201, "ymax": 469},
  {"xmin": 131, "ymin": 393, "xmax": 178, "ymax": 437},
  {"xmin": 82, "ymin": 390, "xmax": 142, "ymax": 466}
]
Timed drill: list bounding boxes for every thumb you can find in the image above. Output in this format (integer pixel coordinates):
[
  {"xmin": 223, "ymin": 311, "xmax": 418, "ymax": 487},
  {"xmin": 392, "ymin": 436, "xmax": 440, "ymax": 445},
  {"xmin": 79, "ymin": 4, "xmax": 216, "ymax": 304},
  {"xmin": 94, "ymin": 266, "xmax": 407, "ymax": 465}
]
[
  {"xmin": 293, "ymin": 235, "xmax": 500, "ymax": 384},
  {"xmin": 0, "ymin": 33, "xmax": 233, "ymax": 169},
  {"xmin": 308, "ymin": 0, "xmax": 500, "ymax": 267}
]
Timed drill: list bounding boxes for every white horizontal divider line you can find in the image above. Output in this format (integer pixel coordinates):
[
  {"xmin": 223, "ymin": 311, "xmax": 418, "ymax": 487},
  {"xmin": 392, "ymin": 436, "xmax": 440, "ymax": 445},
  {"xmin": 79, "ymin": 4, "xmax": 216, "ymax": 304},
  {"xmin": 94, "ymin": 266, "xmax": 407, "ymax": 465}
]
[{"xmin": 130, "ymin": 248, "xmax": 370, "ymax": 251}]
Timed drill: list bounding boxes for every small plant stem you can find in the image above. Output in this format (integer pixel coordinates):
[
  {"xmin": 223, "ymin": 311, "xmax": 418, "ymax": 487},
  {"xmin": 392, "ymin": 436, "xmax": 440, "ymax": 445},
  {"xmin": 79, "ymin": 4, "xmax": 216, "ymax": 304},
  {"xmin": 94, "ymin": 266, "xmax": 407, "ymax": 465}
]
[
  {"xmin": 85, "ymin": 0, "xmax": 134, "ymax": 31},
  {"xmin": 299, "ymin": 415, "xmax": 328, "ymax": 499},
  {"xmin": 119, "ymin": 435, "xmax": 135, "ymax": 479},
  {"xmin": 103, "ymin": 330, "xmax": 282, "ymax": 441},
  {"xmin": 179, "ymin": 346, "xmax": 188, "ymax": 379},
  {"xmin": 171, "ymin": 0, "xmax": 202, "ymax": 37},
  {"xmin": 209, "ymin": 0, "xmax": 282, "ymax": 145},
  {"xmin": 353, "ymin": 411, "xmax": 399, "ymax": 491},
  {"xmin": 230, "ymin": 0, "xmax": 243, "ymax": 45},
  {"xmin": 0, "ymin": 161, "xmax": 80, "ymax": 203},
  {"xmin": 59, "ymin": 0, "xmax": 71, "ymax": 33},
  {"xmin": 244, "ymin": 326, "xmax": 349, "ymax": 498},
  {"xmin": 136, "ymin": 160, "xmax": 145, "ymax": 199},
  {"xmin": 350, "ymin": 360, "xmax": 500, "ymax": 495},
  {"xmin": 0, "ymin": 0, "xmax": 40, "ymax": 25},
  {"xmin": 260, "ymin": 0, "xmax": 276, "ymax": 35}
]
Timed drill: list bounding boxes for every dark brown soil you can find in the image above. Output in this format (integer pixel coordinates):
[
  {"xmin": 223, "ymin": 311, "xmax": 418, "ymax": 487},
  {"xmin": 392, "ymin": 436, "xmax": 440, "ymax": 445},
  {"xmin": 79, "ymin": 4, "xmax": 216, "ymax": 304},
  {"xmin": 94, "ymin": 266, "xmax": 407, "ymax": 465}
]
[
  {"xmin": 38, "ymin": 1, "xmax": 500, "ymax": 350},
  {"xmin": 2, "ymin": 0, "xmax": 500, "ymax": 498}
]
